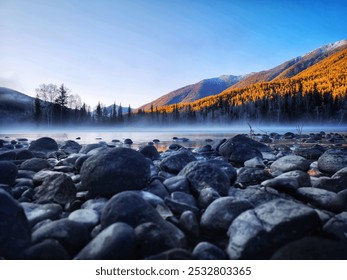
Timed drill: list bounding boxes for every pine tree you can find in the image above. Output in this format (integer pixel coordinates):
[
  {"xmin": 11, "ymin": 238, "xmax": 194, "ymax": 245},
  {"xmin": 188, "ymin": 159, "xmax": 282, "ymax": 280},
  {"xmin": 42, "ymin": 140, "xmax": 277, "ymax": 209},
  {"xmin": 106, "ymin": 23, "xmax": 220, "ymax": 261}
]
[
  {"xmin": 34, "ymin": 94, "xmax": 42, "ymax": 125},
  {"xmin": 55, "ymin": 84, "xmax": 69, "ymax": 123}
]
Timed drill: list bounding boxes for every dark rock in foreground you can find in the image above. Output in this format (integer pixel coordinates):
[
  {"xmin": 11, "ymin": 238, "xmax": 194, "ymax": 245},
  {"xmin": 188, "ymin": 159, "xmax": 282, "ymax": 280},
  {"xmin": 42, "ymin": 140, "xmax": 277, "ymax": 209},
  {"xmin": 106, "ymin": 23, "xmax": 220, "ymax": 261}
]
[{"xmin": 80, "ymin": 148, "xmax": 150, "ymax": 197}]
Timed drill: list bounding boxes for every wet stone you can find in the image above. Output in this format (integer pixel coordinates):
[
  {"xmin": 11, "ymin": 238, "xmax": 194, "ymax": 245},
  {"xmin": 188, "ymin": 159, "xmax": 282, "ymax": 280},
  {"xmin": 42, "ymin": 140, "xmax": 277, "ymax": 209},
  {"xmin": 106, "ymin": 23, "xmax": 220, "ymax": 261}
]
[
  {"xmin": 179, "ymin": 211, "xmax": 200, "ymax": 239},
  {"xmin": 21, "ymin": 239, "xmax": 71, "ymax": 260},
  {"xmin": 192, "ymin": 242, "xmax": 228, "ymax": 260},
  {"xmin": 60, "ymin": 140, "xmax": 82, "ymax": 154},
  {"xmin": 179, "ymin": 161, "xmax": 230, "ymax": 196},
  {"xmin": 135, "ymin": 222, "xmax": 179, "ymax": 258},
  {"xmin": 0, "ymin": 189, "xmax": 31, "ymax": 259},
  {"xmin": 33, "ymin": 173, "xmax": 77, "ymax": 205},
  {"xmin": 197, "ymin": 187, "xmax": 221, "ymax": 209},
  {"xmin": 271, "ymin": 237, "xmax": 347, "ymax": 260},
  {"xmin": 80, "ymin": 148, "xmax": 150, "ymax": 197},
  {"xmin": 323, "ymin": 212, "xmax": 347, "ymax": 242},
  {"xmin": 160, "ymin": 150, "xmax": 197, "ymax": 174},
  {"xmin": 0, "ymin": 161, "xmax": 18, "ymax": 187},
  {"xmin": 20, "ymin": 158, "xmax": 51, "ymax": 172},
  {"xmin": 163, "ymin": 176, "xmax": 190, "ymax": 194},
  {"xmin": 29, "ymin": 137, "xmax": 58, "ymax": 153},
  {"xmin": 75, "ymin": 222, "xmax": 136, "ymax": 260},
  {"xmin": 227, "ymin": 198, "xmax": 321, "ymax": 259},
  {"xmin": 236, "ymin": 167, "xmax": 272, "ymax": 187},
  {"xmin": 318, "ymin": 148, "xmax": 347, "ymax": 174},
  {"xmin": 32, "ymin": 219, "xmax": 90, "ymax": 255},
  {"xmin": 68, "ymin": 209, "xmax": 100, "ymax": 229},
  {"xmin": 270, "ymin": 155, "xmax": 310, "ymax": 173},
  {"xmin": 201, "ymin": 197, "xmax": 253, "ymax": 235}
]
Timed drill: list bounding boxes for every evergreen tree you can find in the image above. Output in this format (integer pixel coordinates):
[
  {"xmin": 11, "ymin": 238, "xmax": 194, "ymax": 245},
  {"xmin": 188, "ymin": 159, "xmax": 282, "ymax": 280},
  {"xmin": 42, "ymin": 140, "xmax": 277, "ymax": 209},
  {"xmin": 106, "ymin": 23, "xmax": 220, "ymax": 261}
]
[
  {"xmin": 34, "ymin": 94, "xmax": 42, "ymax": 125},
  {"xmin": 55, "ymin": 84, "xmax": 69, "ymax": 123},
  {"xmin": 118, "ymin": 103, "xmax": 124, "ymax": 124}
]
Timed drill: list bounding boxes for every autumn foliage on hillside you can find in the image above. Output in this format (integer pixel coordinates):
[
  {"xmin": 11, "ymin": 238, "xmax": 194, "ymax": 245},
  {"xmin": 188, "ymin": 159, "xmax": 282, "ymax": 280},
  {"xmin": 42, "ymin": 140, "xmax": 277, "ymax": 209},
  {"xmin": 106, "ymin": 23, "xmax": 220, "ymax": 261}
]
[{"xmin": 144, "ymin": 46, "xmax": 347, "ymax": 124}]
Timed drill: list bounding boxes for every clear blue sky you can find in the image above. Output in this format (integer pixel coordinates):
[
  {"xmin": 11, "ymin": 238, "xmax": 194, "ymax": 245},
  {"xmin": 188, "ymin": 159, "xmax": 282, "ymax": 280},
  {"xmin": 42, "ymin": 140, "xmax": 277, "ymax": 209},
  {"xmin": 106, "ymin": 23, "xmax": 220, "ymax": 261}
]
[{"xmin": 1, "ymin": 0, "xmax": 346, "ymax": 108}]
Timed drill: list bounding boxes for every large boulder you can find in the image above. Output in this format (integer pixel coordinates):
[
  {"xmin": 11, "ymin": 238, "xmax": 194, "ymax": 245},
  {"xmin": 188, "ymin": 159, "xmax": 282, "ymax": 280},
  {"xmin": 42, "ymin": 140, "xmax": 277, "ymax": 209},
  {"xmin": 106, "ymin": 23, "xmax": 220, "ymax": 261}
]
[
  {"xmin": 60, "ymin": 140, "xmax": 82, "ymax": 154},
  {"xmin": 32, "ymin": 219, "xmax": 90, "ymax": 255},
  {"xmin": 80, "ymin": 148, "xmax": 150, "ymax": 197},
  {"xmin": 0, "ymin": 161, "xmax": 17, "ymax": 186},
  {"xmin": 318, "ymin": 148, "xmax": 347, "ymax": 174},
  {"xmin": 19, "ymin": 158, "xmax": 51, "ymax": 172},
  {"xmin": 74, "ymin": 222, "xmax": 136, "ymax": 260},
  {"xmin": 227, "ymin": 198, "xmax": 321, "ymax": 259},
  {"xmin": 29, "ymin": 137, "xmax": 58, "ymax": 153},
  {"xmin": 0, "ymin": 189, "xmax": 31, "ymax": 259},
  {"xmin": 33, "ymin": 173, "xmax": 77, "ymax": 205},
  {"xmin": 270, "ymin": 155, "xmax": 310, "ymax": 173},
  {"xmin": 200, "ymin": 197, "xmax": 253, "ymax": 235},
  {"xmin": 178, "ymin": 161, "xmax": 230, "ymax": 196},
  {"xmin": 219, "ymin": 134, "xmax": 271, "ymax": 165},
  {"xmin": 100, "ymin": 191, "xmax": 186, "ymax": 248},
  {"xmin": 159, "ymin": 150, "xmax": 196, "ymax": 174}
]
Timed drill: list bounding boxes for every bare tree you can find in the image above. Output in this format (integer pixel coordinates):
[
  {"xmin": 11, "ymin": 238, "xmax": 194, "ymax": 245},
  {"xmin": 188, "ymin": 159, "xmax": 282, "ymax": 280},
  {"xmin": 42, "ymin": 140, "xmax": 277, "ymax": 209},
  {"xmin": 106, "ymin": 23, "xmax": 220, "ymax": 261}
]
[{"xmin": 35, "ymin": 83, "xmax": 59, "ymax": 125}]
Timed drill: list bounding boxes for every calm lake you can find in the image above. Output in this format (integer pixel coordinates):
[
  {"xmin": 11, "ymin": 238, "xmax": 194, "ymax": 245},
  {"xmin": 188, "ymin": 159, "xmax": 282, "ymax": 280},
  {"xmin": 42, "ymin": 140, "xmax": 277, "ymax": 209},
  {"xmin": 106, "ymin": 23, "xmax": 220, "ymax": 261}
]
[{"xmin": 1, "ymin": 125, "xmax": 346, "ymax": 151}]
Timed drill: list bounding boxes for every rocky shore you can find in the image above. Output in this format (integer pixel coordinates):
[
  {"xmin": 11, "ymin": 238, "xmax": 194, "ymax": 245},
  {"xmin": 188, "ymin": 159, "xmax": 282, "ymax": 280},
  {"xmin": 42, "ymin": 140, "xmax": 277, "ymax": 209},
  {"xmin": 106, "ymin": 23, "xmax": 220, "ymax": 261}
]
[{"xmin": 1, "ymin": 131, "xmax": 347, "ymax": 260}]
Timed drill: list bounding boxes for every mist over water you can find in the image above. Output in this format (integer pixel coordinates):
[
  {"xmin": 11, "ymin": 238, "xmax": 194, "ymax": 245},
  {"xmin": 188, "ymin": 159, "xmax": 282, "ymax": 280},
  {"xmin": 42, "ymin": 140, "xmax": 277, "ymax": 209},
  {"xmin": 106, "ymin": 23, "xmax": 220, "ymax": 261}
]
[{"xmin": 1, "ymin": 123, "xmax": 346, "ymax": 150}]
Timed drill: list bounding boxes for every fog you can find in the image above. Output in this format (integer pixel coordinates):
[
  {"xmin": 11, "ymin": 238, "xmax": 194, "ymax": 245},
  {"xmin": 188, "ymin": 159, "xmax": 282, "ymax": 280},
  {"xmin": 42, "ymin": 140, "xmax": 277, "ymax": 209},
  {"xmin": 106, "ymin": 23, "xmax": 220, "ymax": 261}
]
[{"xmin": 1, "ymin": 122, "xmax": 346, "ymax": 147}]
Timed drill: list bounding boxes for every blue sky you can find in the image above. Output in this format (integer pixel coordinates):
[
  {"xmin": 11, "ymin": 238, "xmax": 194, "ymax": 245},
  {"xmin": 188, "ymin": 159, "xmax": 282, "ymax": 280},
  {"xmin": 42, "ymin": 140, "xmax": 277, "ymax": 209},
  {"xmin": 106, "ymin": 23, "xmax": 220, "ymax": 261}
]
[{"xmin": 1, "ymin": 0, "xmax": 346, "ymax": 108}]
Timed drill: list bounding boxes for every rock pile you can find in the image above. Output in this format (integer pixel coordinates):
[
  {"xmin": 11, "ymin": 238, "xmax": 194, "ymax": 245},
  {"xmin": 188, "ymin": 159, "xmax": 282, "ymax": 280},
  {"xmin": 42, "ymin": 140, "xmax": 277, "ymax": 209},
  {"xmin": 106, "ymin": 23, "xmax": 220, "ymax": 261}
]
[{"xmin": 0, "ymin": 133, "xmax": 347, "ymax": 259}]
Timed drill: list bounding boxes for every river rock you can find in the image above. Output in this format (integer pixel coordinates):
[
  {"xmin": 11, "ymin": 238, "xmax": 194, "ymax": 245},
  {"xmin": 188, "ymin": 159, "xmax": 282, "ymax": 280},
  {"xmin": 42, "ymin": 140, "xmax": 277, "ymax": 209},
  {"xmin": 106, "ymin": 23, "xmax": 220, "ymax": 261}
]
[
  {"xmin": 192, "ymin": 242, "xmax": 228, "ymax": 260},
  {"xmin": 0, "ymin": 189, "xmax": 31, "ymax": 259},
  {"xmin": 33, "ymin": 173, "xmax": 76, "ymax": 205},
  {"xmin": 271, "ymin": 237, "xmax": 347, "ymax": 259},
  {"xmin": 270, "ymin": 155, "xmax": 310, "ymax": 173},
  {"xmin": 80, "ymin": 147, "xmax": 150, "ymax": 197},
  {"xmin": 74, "ymin": 155, "xmax": 90, "ymax": 172},
  {"xmin": 33, "ymin": 170, "xmax": 61, "ymax": 186},
  {"xmin": 32, "ymin": 219, "xmax": 90, "ymax": 255},
  {"xmin": 68, "ymin": 209, "xmax": 100, "ymax": 229},
  {"xmin": 323, "ymin": 212, "xmax": 347, "ymax": 242},
  {"xmin": 318, "ymin": 148, "xmax": 347, "ymax": 174},
  {"xmin": 140, "ymin": 145, "xmax": 160, "ymax": 160},
  {"xmin": 15, "ymin": 149, "xmax": 34, "ymax": 160},
  {"xmin": 79, "ymin": 143, "xmax": 106, "ymax": 154},
  {"xmin": 179, "ymin": 161, "xmax": 230, "ymax": 196},
  {"xmin": 261, "ymin": 170, "xmax": 311, "ymax": 193},
  {"xmin": 135, "ymin": 222, "xmax": 182, "ymax": 258},
  {"xmin": 145, "ymin": 179, "xmax": 169, "ymax": 199},
  {"xmin": 0, "ymin": 150, "xmax": 16, "ymax": 161},
  {"xmin": 75, "ymin": 222, "xmax": 136, "ymax": 260},
  {"xmin": 0, "ymin": 161, "xmax": 17, "ymax": 186},
  {"xmin": 20, "ymin": 158, "xmax": 51, "ymax": 172},
  {"xmin": 294, "ymin": 187, "xmax": 340, "ymax": 213},
  {"xmin": 165, "ymin": 191, "xmax": 199, "ymax": 216},
  {"xmin": 179, "ymin": 211, "xmax": 199, "ymax": 239},
  {"xmin": 160, "ymin": 150, "xmax": 196, "ymax": 174},
  {"xmin": 294, "ymin": 145, "xmax": 325, "ymax": 160},
  {"xmin": 21, "ymin": 239, "xmax": 70, "ymax": 260},
  {"xmin": 226, "ymin": 198, "xmax": 321, "ymax": 259},
  {"xmin": 18, "ymin": 170, "xmax": 36, "ymax": 180},
  {"xmin": 29, "ymin": 137, "xmax": 58, "ymax": 153},
  {"xmin": 60, "ymin": 140, "xmax": 82, "ymax": 154},
  {"xmin": 197, "ymin": 187, "xmax": 221, "ymax": 209},
  {"xmin": 206, "ymin": 158, "xmax": 237, "ymax": 184},
  {"xmin": 21, "ymin": 202, "xmax": 63, "ymax": 227},
  {"xmin": 81, "ymin": 198, "xmax": 108, "ymax": 214},
  {"xmin": 236, "ymin": 167, "xmax": 272, "ymax": 187},
  {"xmin": 163, "ymin": 176, "xmax": 190, "ymax": 194},
  {"xmin": 201, "ymin": 197, "xmax": 253, "ymax": 235},
  {"xmin": 244, "ymin": 157, "xmax": 265, "ymax": 169},
  {"xmin": 100, "ymin": 191, "xmax": 186, "ymax": 247}
]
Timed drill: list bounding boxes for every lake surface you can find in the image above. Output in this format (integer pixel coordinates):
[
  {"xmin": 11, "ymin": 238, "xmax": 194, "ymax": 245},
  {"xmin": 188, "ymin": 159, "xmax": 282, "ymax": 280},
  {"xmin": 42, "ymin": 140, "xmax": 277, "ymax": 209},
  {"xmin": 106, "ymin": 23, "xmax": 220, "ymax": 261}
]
[{"xmin": 1, "ymin": 125, "xmax": 346, "ymax": 151}]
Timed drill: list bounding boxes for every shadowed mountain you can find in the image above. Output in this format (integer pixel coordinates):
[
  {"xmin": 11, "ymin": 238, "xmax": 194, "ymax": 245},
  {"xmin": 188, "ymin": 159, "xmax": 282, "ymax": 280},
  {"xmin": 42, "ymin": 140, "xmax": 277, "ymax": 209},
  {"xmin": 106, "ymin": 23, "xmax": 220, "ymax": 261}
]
[
  {"xmin": 0, "ymin": 87, "xmax": 34, "ymax": 123},
  {"xmin": 139, "ymin": 75, "xmax": 245, "ymax": 111}
]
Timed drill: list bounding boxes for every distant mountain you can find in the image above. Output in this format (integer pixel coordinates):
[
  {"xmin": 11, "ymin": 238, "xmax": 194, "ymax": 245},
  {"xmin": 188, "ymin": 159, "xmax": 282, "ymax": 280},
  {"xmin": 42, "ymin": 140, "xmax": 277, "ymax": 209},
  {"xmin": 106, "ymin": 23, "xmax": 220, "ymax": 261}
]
[
  {"xmin": 139, "ymin": 75, "xmax": 245, "ymax": 111},
  {"xmin": 154, "ymin": 40, "xmax": 347, "ymax": 123},
  {"xmin": 230, "ymin": 39, "xmax": 347, "ymax": 89},
  {"xmin": 0, "ymin": 87, "xmax": 34, "ymax": 123}
]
